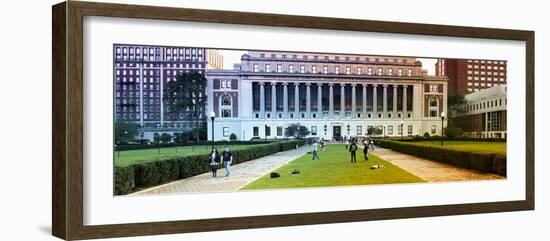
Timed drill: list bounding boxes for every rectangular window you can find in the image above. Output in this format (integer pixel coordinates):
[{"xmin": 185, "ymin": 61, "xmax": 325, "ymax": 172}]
[
  {"xmin": 388, "ymin": 68, "xmax": 393, "ymax": 76},
  {"xmin": 312, "ymin": 65, "xmax": 317, "ymax": 73},
  {"xmin": 398, "ymin": 68, "xmax": 403, "ymax": 76},
  {"xmin": 408, "ymin": 69, "xmax": 413, "ymax": 76},
  {"xmin": 323, "ymin": 66, "xmax": 328, "ymax": 74},
  {"xmin": 253, "ymin": 64, "xmax": 259, "ymax": 72},
  {"xmin": 335, "ymin": 66, "xmax": 340, "ymax": 74},
  {"xmin": 388, "ymin": 125, "xmax": 393, "ymax": 135},
  {"xmin": 311, "ymin": 126, "xmax": 317, "ymax": 136},
  {"xmin": 289, "ymin": 65, "xmax": 294, "ymax": 73},
  {"xmin": 431, "ymin": 125, "xmax": 436, "ymax": 134},
  {"xmin": 356, "ymin": 125, "xmax": 362, "ymax": 135},
  {"xmin": 265, "ymin": 126, "xmax": 271, "ymax": 136},
  {"xmin": 357, "ymin": 67, "xmax": 362, "ymax": 75},
  {"xmin": 378, "ymin": 67, "xmax": 383, "ymax": 75},
  {"xmin": 346, "ymin": 66, "xmax": 351, "ymax": 75},
  {"xmin": 300, "ymin": 65, "xmax": 305, "ymax": 73},
  {"xmin": 253, "ymin": 126, "xmax": 259, "ymax": 136},
  {"xmin": 223, "ymin": 127, "xmax": 229, "ymax": 137},
  {"xmin": 277, "ymin": 64, "xmax": 282, "ymax": 73},
  {"xmin": 367, "ymin": 67, "xmax": 372, "ymax": 75},
  {"xmin": 277, "ymin": 126, "xmax": 283, "ymax": 136},
  {"xmin": 265, "ymin": 64, "xmax": 270, "ymax": 72}
]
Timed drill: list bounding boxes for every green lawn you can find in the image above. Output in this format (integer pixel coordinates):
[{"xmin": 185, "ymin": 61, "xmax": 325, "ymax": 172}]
[
  {"xmin": 241, "ymin": 144, "xmax": 425, "ymax": 190},
  {"xmin": 115, "ymin": 144, "xmax": 267, "ymax": 167},
  {"xmin": 405, "ymin": 141, "xmax": 506, "ymax": 155}
]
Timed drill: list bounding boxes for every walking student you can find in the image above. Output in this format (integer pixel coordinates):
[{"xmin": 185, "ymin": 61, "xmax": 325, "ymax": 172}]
[
  {"xmin": 312, "ymin": 140, "xmax": 320, "ymax": 160},
  {"xmin": 222, "ymin": 145, "xmax": 233, "ymax": 177},
  {"xmin": 208, "ymin": 148, "xmax": 220, "ymax": 178},
  {"xmin": 349, "ymin": 141, "xmax": 358, "ymax": 163},
  {"xmin": 362, "ymin": 142, "xmax": 369, "ymax": 161}
]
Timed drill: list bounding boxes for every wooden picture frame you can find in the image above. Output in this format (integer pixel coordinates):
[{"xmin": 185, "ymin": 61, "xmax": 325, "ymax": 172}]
[{"xmin": 52, "ymin": 1, "xmax": 534, "ymax": 240}]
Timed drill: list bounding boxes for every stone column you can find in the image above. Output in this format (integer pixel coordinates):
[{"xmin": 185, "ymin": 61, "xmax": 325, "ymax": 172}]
[
  {"xmin": 403, "ymin": 85, "xmax": 408, "ymax": 114},
  {"xmin": 160, "ymin": 64, "xmax": 164, "ymax": 126},
  {"xmin": 351, "ymin": 84, "xmax": 356, "ymax": 118},
  {"xmin": 259, "ymin": 82, "xmax": 265, "ymax": 118},
  {"xmin": 362, "ymin": 84, "xmax": 367, "ymax": 118},
  {"xmin": 393, "ymin": 84, "xmax": 398, "ymax": 118},
  {"xmin": 271, "ymin": 82, "xmax": 277, "ymax": 114},
  {"xmin": 373, "ymin": 84, "xmax": 378, "ymax": 116},
  {"xmin": 340, "ymin": 84, "xmax": 345, "ymax": 116},
  {"xmin": 329, "ymin": 83, "xmax": 334, "ymax": 117},
  {"xmin": 318, "ymin": 83, "xmax": 323, "ymax": 116},
  {"xmin": 283, "ymin": 82, "xmax": 288, "ymax": 118},
  {"xmin": 139, "ymin": 63, "xmax": 144, "ymax": 126},
  {"xmin": 306, "ymin": 83, "xmax": 311, "ymax": 117},
  {"xmin": 382, "ymin": 85, "xmax": 388, "ymax": 116},
  {"xmin": 295, "ymin": 83, "xmax": 300, "ymax": 117}
]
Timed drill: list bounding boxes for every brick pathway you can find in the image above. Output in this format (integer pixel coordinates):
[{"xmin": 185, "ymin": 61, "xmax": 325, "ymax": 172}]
[
  {"xmin": 130, "ymin": 145, "xmax": 310, "ymax": 195},
  {"xmin": 370, "ymin": 147, "xmax": 504, "ymax": 182}
]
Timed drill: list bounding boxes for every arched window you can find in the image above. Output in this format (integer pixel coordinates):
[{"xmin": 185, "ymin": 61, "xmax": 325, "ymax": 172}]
[
  {"xmin": 221, "ymin": 94, "xmax": 232, "ymax": 106},
  {"xmin": 219, "ymin": 94, "xmax": 233, "ymax": 118},
  {"xmin": 429, "ymin": 96, "xmax": 439, "ymax": 117}
]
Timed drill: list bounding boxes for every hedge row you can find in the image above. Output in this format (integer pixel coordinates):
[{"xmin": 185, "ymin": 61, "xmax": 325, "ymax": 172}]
[
  {"xmin": 375, "ymin": 140, "xmax": 506, "ymax": 177},
  {"xmin": 115, "ymin": 140, "xmax": 305, "ymax": 195},
  {"xmin": 116, "ymin": 140, "xmax": 278, "ymax": 151},
  {"xmin": 400, "ymin": 137, "xmax": 506, "ymax": 143}
]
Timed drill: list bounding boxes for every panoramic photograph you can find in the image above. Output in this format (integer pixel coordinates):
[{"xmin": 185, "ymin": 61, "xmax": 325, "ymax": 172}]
[{"xmin": 112, "ymin": 45, "xmax": 507, "ymax": 196}]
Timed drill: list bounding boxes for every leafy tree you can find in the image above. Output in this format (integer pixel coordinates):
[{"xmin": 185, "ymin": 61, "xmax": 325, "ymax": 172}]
[
  {"xmin": 114, "ymin": 120, "xmax": 139, "ymax": 145},
  {"xmin": 153, "ymin": 132, "xmax": 160, "ymax": 145},
  {"xmin": 163, "ymin": 71, "xmax": 207, "ymax": 143},
  {"xmin": 444, "ymin": 126, "xmax": 464, "ymax": 138},
  {"xmin": 285, "ymin": 123, "xmax": 310, "ymax": 139},
  {"xmin": 160, "ymin": 133, "xmax": 173, "ymax": 144}
]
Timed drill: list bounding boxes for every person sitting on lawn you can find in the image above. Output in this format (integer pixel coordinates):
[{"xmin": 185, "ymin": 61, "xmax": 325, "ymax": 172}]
[
  {"xmin": 349, "ymin": 140, "xmax": 358, "ymax": 163},
  {"xmin": 222, "ymin": 145, "xmax": 233, "ymax": 177},
  {"xmin": 208, "ymin": 148, "xmax": 221, "ymax": 178}
]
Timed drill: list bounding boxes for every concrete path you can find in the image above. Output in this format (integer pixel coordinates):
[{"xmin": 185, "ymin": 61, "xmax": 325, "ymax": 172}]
[
  {"xmin": 370, "ymin": 147, "xmax": 504, "ymax": 182},
  {"xmin": 131, "ymin": 145, "xmax": 310, "ymax": 195}
]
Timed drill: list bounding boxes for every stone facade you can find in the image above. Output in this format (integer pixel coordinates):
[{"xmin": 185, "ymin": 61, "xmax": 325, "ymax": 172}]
[{"xmin": 207, "ymin": 51, "xmax": 448, "ymax": 141}]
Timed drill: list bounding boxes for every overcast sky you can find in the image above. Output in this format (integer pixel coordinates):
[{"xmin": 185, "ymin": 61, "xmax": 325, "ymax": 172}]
[{"xmin": 216, "ymin": 49, "xmax": 437, "ymax": 75}]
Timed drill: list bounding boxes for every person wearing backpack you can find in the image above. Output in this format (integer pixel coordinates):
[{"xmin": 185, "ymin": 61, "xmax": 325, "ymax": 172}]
[
  {"xmin": 349, "ymin": 140, "xmax": 358, "ymax": 163},
  {"xmin": 208, "ymin": 148, "xmax": 221, "ymax": 178}
]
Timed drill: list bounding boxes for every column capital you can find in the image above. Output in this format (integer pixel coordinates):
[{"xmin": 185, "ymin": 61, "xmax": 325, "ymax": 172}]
[
  {"xmin": 282, "ymin": 82, "xmax": 289, "ymax": 86},
  {"xmin": 259, "ymin": 82, "xmax": 266, "ymax": 86}
]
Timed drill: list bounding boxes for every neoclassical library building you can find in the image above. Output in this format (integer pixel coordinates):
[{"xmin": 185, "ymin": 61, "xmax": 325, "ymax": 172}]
[{"xmin": 207, "ymin": 51, "xmax": 448, "ymax": 141}]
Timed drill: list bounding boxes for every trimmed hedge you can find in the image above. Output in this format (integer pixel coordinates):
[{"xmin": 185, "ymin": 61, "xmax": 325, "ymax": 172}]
[
  {"xmin": 115, "ymin": 140, "xmax": 305, "ymax": 195},
  {"xmin": 376, "ymin": 140, "xmax": 506, "ymax": 176},
  {"xmin": 116, "ymin": 140, "xmax": 279, "ymax": 151}
]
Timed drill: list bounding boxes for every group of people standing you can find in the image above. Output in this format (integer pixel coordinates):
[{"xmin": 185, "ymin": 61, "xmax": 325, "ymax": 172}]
[
  {"xmin": 348, "ymin": 138, "xmax": 374, "ymax": 163},
  {"xmin": 207, "ymin": 145, "xmax": 233, "ymax": 178}
]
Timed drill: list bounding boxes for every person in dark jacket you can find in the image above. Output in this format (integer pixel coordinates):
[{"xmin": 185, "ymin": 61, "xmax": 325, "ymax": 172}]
[
  {"xmin": 208, "ymin": 148, "xmax": 220, "ymax": 178},
  {"xmin": 362, "ymin": 142, "xmax": 369, "ymax": 161},
  {"xmin": 222, "ymin": 145, "xmax": 233, "ymax": 177},
  {"xmin": 349, "ymin": 141, "xmax": 358, "ymax": 163}
]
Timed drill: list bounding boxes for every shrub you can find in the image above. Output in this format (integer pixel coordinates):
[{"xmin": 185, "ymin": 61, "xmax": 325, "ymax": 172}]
[
  {"xmin": 115, "ymin": 140, "xmax": 305, "ymax": 195},
  {"xmin": 423, "ymin": 132, "xmax": 430, "ymax": 138},
  {"xmin": 229, "ymin": 133, "xmax": 237, "ymax": 141},
  {"xmin": 376, "ymin": 140, "xmax": 506, "ymax": 176},
  {"xmin": 444, "ymin": 126, "xmax": 464, "ymax": 138},
  {"xmin": 114, "ymin": 166, "xmax": 134, "ymax": 195}
]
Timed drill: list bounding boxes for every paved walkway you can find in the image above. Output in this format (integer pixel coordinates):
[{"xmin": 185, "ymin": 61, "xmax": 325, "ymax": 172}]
[
  {"xmin": 370, "ymin": 147, "xmax": 504, "ymax": 182},
  {"xmin": 131, "ymin": 145, "xmax": 310, "ymax": 195}
]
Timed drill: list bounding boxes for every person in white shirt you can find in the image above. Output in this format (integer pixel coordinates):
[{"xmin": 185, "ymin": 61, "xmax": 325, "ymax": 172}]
[{"xmin": 312, "ymin": 140, "xmax": 320, "ymax": 160}]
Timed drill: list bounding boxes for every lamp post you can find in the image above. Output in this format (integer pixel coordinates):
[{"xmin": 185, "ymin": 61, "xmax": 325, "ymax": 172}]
[
  {"xmin": 210, "ymin": 111, "xmax": 216, "ymax": 150},
  {"xmin": 441, "ymin": 111, "xmax": 445, "ymax": 146},
  {"xmin": 400, "ymin": 121, "xmax": 404, "ymax": 140}
]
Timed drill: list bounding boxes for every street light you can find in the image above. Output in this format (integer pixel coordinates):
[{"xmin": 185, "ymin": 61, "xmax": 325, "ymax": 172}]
[
  {"xmin": 400, "ymin": 121, "xmax": 404, "ymax": 140},
  {"xmin": 210, "ymin": 111, "xmax": 216, "ymax": 150},
  {"xmin": 441, "ymin": 111, "xmax": 445, "ymax": 146}
]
